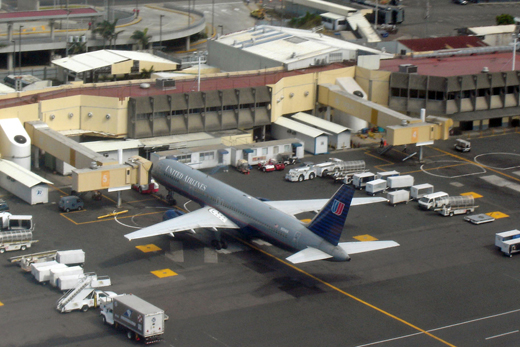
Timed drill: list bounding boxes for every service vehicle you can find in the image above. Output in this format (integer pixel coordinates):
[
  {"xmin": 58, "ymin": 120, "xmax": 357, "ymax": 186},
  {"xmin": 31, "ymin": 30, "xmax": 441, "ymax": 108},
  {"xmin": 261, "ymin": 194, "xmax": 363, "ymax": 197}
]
[
  {"xmin": 454, "ymin": 139, "xmax": 471, "ymax": 152},
  {"xmin": 236, "ymin": 159, "xmax": 250, "ymax": 174},
  {"xmin": 387, "ymin": 175, "xmax": 414, "ymax": 190},
  {"xmin": 250, "ymin": 7, "xmax": 265, "ymax": 19},
  {"xmin": 258, "ymin": 159, "xmax": 285, "ymax": 172},
  {"xmin": 464, "ymin": 214, "xmax": 495, "ymax": 225},
  {"xmin": 317, "ymin": 159, "xmax": 366, "ymax": 182},
  {"xmin": 418, "ymin": 191, "xmax": 449, "ymax": 210},
  {"xmin": 0, "ymin": 199, "xmax": 9, "ymax": 212},
  {"xmin": 410, "ymin": 183, "xmax": 434, "ymax": 200},
  {"xmin": 366, "ymin": 179, "xmax": 387, "ymax": 196},
  {"xmin": 100, "ymin": 293, "xmax": 166, "ymax": 343},
  {"xmin": 277, "ymin": 153, "xmax": 298, "ymax": 165},
  {"xmin": 0, "ymin": 212, "xmax": 33, "ymax": 231},
  {"xmin": 435, "ymin": 196, "xmax": 477, "ymax": 216},
  {"xmin": 0, "ymin": 230, "xmax": 37, "ymax": 253},
  {"xmin": 376, "ymin": 170, "xmax": 400, "ymax": 180},
  {"xmin": 495, "ymin": 230, "xmax": 520, "ymax": 257},
  {"xmin": 57, "ymin": 272, "xmax": 113, "ymax": 312},
  {"xmin": 132, "ymin": 179, "xmax": 159, "ymax": 194},
  {"xmin": 59, "ymin": 196, "xmax": 84, "ymax": 212},
  {"xmin": 9, "ymin": 249, "xmax": 59, "ymax": 272},
  {"xmin": 387, "ymin": 190, "xmax": 410, "ymax": 206},
  {"xmin": 285, "ymin": 162, "xmax": 317, "ymax": 182},
  {"xmin": 351, "ymin": 172, "xmax": 376, "ymax": 190}
]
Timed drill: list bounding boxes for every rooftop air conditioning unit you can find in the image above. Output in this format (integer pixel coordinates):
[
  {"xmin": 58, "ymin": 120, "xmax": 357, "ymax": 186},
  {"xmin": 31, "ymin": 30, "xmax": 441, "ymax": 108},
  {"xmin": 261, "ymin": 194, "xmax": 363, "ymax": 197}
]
[
  {"xmin": 155, "ymin": 78, "xmax": 176, "ymax": 90},
  {"xmin": 398, "ymin": 64, "xmax": 418, "ymax": 73}
]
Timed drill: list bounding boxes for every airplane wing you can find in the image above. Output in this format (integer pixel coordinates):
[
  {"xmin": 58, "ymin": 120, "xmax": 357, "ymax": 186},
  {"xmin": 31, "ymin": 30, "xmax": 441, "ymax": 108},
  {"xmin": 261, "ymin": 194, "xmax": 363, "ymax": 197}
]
[
  {"xmin": 124, "ymin": 206, "xmax": 239, "ymax": 241},
  {"xmin": 338, "ymin": 241, "xmax": 400, "ymax": 254},
  {"xmin": 264, "ymin": 197, "xmax": 387, "ymax": 216}
]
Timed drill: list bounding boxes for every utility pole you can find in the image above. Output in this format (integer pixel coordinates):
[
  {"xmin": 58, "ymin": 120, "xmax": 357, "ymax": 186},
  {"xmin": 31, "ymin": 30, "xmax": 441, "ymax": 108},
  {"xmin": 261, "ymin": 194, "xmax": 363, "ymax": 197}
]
[
  {"xmin": 160, "ymin": 15, "xmax": 165, "ymax": 50},
  {"xmin": 19, "ymin": 25, "xmax": 23, "ymax": 76}
]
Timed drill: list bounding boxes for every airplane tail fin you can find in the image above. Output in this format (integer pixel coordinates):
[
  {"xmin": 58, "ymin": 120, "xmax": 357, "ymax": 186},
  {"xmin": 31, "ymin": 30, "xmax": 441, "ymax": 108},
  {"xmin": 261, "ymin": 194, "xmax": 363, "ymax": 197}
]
[{"xmin": 307, "ymin": 185, "xmax": 354, "ymax": 246}]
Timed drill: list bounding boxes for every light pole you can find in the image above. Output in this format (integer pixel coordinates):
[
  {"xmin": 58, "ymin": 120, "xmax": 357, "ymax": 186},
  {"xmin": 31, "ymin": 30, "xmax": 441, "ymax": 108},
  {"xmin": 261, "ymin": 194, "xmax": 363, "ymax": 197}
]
[
  {"xmin": 160, "ymin": 14, "xmax": 165, "ymax": 50},
  {"xmin": 66, "ymin": 9, "xmax": 71, "ymax": 56},
  {"xmin": 11, "ymin": 40, "xmax": 15, "ymax": 73},
  {"xmin": 211, "ymin": 0, "xmax": 215, "ymax": 36},
  {"xmin": 19, "ymin": 25, "xmax": 23, "ymax": 76}
]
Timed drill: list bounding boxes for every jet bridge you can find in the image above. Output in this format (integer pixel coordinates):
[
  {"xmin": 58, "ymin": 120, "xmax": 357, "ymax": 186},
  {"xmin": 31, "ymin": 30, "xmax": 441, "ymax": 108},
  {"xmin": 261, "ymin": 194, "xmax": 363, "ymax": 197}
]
[
  {"xmin": 318, "ymin": 84, "xmax": 453, "ymax": 146},
  {"xmin": 24, "ymin": 121, "xmax": 152, "ymax": 193}
]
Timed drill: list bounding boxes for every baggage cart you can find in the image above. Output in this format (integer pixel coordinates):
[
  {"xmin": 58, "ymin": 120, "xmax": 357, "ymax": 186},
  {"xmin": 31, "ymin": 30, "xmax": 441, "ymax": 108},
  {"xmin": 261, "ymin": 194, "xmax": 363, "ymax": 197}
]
[
  {"xmin": 387, "ymin": 190, "xmax": 410, "ymax": 206},
  {"xmin": 49, "ymin": 266, "xmax": 84, "ymax": 287},
  {"xmin": 56, "ymin": 249, "xmax": 85, "ymax": 266},
  {"xmin": 366, "ymin": 179, "xmax": 387, "ymax": 196},
  {"xmin": 33, "ymin": 263, "xmax": 68, "ymax": 283},
  {"xmin": 351, "ymin": 172, "xmax": 376, "ymax": 190},
  {"xmin": 495, "ymin": 230, "xmax": 520, "ymax": 257},
  {"xmin": 376, "ymin": 170, "xmax": 400, "ymax": 180},
  {"xmin": 387, "ymin": 175, "xmax": 414, "ymax": 190},
  {"xmin": 410, "ymin": 184, "xmax": 434, "ymax": 200}
]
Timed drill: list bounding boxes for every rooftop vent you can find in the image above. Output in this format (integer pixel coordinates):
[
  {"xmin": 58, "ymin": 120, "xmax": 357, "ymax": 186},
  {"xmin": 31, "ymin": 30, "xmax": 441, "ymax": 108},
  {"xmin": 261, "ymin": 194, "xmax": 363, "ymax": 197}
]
[{"xmin": 481, "ymin": 66, "xmax": 489, "ymax": 73}]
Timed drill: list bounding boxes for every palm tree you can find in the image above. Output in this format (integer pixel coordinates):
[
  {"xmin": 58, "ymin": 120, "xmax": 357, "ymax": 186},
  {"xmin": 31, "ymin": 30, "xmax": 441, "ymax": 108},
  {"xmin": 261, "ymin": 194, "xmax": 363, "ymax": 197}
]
[
  {"xmin": 93, "ymin": 20, "xmax": 123, "ymax": 49},
  {"xmin": 131, "ymin": 28, "xmax": 152, "ymax": 50},
  {"xmin": 140, "ymin": 65, "xmax": 154, "ymax": 79},
  {"xmin": 69, "ymin": 41, "xmax": 87, "ymax": 55}
]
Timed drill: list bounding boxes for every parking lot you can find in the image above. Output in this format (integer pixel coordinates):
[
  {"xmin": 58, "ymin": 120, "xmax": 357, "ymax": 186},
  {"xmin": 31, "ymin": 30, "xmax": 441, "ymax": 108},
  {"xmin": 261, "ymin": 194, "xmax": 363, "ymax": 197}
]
[{"xmin": 1, "ymin": 130, "xmax": 520, "ymax": 346}]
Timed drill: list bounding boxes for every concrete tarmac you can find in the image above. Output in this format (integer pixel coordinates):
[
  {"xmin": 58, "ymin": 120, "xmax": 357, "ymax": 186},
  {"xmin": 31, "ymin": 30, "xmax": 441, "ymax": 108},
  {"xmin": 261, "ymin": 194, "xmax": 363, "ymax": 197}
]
[{"xmin": 1, "ymin": 130, "xmax": 520, "ymax": 346}]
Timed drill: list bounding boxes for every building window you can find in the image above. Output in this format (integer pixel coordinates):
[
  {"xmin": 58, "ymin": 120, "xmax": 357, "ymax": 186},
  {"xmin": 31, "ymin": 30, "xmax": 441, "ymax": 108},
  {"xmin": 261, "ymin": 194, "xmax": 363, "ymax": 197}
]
[
  {"xmin": 262, "ymin": 148, "xmax": 268, "ymax": 155},
  {"xmin": 199, "ymin": 151, "xmax": 215, "ymax": 161},
  {"xmin": 177, "ymin": 154, "xmax": 191, "ymax": 163},
  {"xmin": 284, "ymin": 145, "xmax": 291, "ymax": 152},
  {"xmin": 273, "ymin": 146, "xmax": 279, "ymax": 155}
]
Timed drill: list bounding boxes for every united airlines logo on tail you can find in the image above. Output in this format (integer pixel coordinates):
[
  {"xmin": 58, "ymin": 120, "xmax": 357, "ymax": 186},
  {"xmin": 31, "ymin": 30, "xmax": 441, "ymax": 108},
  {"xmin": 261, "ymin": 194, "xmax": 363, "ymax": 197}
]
[{"xmin": 331, "ymin": 200, "xmax": 345, "ymax": 216}]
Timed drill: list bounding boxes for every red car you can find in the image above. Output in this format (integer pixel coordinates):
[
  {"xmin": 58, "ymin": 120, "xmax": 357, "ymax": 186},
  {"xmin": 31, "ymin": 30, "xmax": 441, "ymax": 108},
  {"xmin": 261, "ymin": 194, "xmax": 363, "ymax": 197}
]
[
  {"xmin": 132, "ymin": 180, "xmax": 159, "ymax": 194},
  {"xmin": 258, "ymin": 159, "xmax": 285, "ymax": 172}
]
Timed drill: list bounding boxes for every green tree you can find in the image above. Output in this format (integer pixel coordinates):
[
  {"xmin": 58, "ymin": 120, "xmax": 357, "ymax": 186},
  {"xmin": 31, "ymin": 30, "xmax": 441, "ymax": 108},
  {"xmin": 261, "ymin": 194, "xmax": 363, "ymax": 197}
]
[
  {"xmin": 93, "ymin": 20, "xmax": 124, "ymax": 49},
  {"xmin": 140, "ymin": 65, "xmax": 155, "ymax": 79},
  {"xmin": 496, "ymin": 14, "xmax": 515, "ymax": 25},
  {"xmin": 130, "ymin": 28, "xmax": 152, "ymax": 50}
]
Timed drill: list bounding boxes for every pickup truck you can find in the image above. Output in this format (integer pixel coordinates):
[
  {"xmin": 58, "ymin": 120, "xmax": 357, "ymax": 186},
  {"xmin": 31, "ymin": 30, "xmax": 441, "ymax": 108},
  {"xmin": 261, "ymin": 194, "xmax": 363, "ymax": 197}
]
[{"xmin": 285, "ymin": 162, "xmax": 317, "ymax": 182}]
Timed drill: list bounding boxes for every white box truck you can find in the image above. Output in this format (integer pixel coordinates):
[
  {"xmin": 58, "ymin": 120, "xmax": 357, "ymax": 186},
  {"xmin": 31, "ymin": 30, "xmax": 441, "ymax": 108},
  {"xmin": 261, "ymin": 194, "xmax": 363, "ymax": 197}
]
[
  {"xmin": 387, "ymin": 190, "xmax": 410, "ymax": 206},
  {"xmin": 410, "ymin": 184, "xmax": 434, "ymax": 200},
  {"xmin": 100, "ymin": 294, "xmax": 166, "ymax": 343},
  {"xmin": 495, "ymin": 230, "xmax": 520, "ymax": 257},
  {"xmin": 366, "ymin": 179, "xmax": 387, "ymax": 196},
  {"xmin": 387, "ymin": 175, "xmax": 414, "ymax": 190},
  {"xmin": 418, "ymin": 192, "xmax": 449, "ymax": 210},
  {"xmin": 351, "ymin": 172, "xmax": 376, "ymax": 190}
]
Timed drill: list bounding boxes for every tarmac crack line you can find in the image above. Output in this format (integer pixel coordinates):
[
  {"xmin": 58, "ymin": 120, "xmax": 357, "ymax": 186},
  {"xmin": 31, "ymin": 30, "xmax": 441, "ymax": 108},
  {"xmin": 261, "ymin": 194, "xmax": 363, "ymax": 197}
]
[{"xmin": 231, "ymin": 235, "xmax": 456, "ymax": 347}]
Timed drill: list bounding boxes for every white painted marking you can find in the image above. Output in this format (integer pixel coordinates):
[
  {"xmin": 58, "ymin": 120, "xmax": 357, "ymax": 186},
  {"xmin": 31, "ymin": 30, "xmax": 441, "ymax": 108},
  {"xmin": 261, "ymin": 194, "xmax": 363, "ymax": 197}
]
[
  {"xmin": 513, "ymin": 170, "xmax": 520, "ymax": 176},
  {"xmin": 481, "ymin": 175, "xmax": 520, "ymax": 193},
  {"xmin": 421, "ymin": 160, "xmax": 486, "ymax": 178},
  {"xmin": 356, "ymin": 308, "xmax": 520, "ymax": 347},
  {"xmin": 450, "ymin": 182, "xmax": 464, "ymax": 187},
  {"xmin": 204, "ymin": 247, "xmax": 218, "ymax": 263},
  {"xmin": 474, "ymin": 153, "xmax": 520, "ymax": 170},
  {"xmin": 252, "ymin": 239, "xmax": 272, "ymax": 246},
  {"xmin": 485, "ymin": 330, "xmax": 519, "ymax": 340},
  {"xmin": 166, "ymin": 241, "xmax": 184, "ymax": 262}
]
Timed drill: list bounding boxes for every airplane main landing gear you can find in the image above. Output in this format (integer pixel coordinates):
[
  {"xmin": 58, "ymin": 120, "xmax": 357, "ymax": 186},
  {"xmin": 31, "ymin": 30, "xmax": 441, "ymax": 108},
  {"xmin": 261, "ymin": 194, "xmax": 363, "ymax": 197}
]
[
  {"xmin": 166, "ymin": 191, "xmax": 177, "ymax": 206},
  {"xmin": 211, "ymin": 228, "xmax": 228, "ymax": 250}
]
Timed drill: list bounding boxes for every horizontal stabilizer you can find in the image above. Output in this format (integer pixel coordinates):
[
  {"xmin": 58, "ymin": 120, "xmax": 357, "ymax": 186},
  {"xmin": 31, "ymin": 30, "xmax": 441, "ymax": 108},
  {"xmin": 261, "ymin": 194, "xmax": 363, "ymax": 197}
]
[
  {"xmin": 339, "ymin": 241, "xmax": 400, "ymax": 255},
  {"xmin": 286, "ymin": 247, "xmax": 333, "ymax": 264}
]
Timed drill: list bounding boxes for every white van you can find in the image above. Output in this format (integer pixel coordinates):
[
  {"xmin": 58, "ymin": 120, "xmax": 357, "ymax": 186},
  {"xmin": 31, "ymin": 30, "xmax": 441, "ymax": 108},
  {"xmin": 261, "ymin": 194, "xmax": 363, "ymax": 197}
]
[{"xmin": 418, "ymin": 191, "xmax": 449, "ymax": 210}]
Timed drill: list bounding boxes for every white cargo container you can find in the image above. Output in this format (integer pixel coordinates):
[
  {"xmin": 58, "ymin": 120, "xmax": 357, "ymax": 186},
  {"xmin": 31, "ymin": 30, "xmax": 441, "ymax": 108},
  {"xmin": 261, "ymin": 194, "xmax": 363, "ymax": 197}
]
[
  {"xmin": 31, "ymin": 260, "xmax": 59, "ymax": 278},
  {"xmin": 351, "ymin": 172, "xmax": 376, "ymax": 189},
  {"xmin": 57, "ymin": 274, "xmax": 83, "ymax": 291},
  {"xmin": 410, "ymin": 184, "xmax": 434, "ymax": 200},
  {"xmin": 495, "ymin": 230, "xmax": 520, "ymax": 257},
  {"xmin": 34, "ymin": 263, "xmax": 68, "ymax": 283},
  {"xmin": 57, "ymin": 249, "xmax": 85, "ymax": 266},
  {"xmin": 387, "ymin": 175, "xmax": 414, "ymax": 190},
  {"xmin": 50, "ymin": 266, "xmax": 84, "ymax": 287},
  {"xmin": 376, "ymin": 170, "xmax": 400, "ymax": 180},
  {"xmin": 366, "ymin": 179, "xmax": 387, "ymax": 196},
  {"xmin": 387, "ymin": 190, "xmax": 410, "ymax": 206}
]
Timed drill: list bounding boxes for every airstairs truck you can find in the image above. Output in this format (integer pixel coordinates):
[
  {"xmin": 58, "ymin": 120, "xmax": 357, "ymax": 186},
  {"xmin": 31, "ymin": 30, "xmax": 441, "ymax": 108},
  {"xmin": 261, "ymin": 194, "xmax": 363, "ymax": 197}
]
[
  {"xmin": 56, "ymin": 272, "xmax": 113, "ymax": 312},
  {"xmin": 100, "ymin": 293, "xmax": 166, "ymax": 344}
]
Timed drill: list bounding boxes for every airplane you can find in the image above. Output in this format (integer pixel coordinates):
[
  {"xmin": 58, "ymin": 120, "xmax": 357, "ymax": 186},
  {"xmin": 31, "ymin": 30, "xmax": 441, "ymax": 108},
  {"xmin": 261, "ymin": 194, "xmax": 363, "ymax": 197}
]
[{"xmin": 124, "ymin": 159, "xmax": 399, "ymax": 264}]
